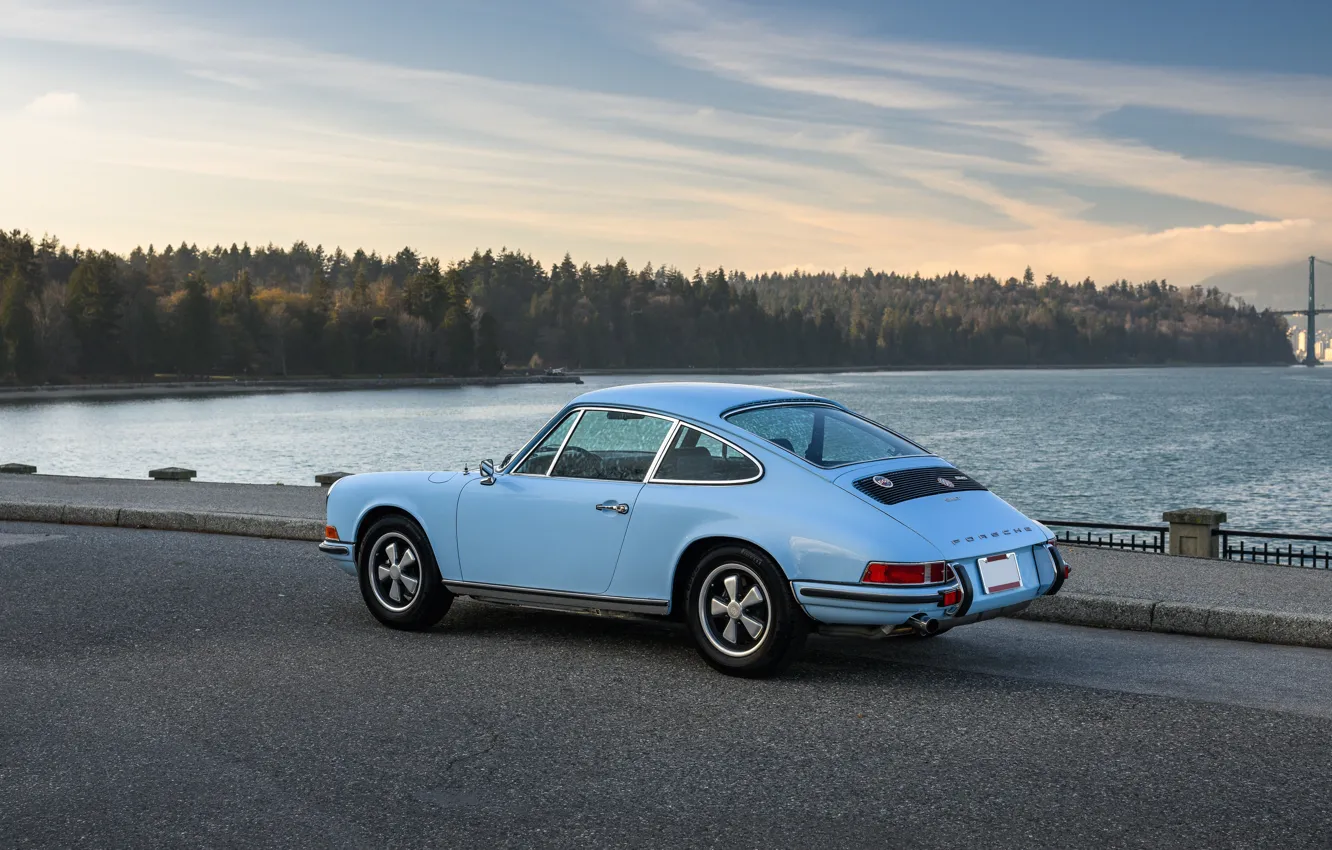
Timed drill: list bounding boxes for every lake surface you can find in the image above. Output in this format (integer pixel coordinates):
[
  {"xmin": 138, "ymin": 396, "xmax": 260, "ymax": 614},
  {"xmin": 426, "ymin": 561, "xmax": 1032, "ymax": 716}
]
[{"xmin": 2, "ymin": 367, "xmax": 1329, "ymax": 532}]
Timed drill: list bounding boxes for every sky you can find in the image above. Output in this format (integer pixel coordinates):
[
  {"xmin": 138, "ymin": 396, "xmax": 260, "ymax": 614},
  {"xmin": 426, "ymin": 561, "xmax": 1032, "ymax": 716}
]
[{"xmin": 2, "ymin": 0, "xmax": 1331, "ymax": 303}]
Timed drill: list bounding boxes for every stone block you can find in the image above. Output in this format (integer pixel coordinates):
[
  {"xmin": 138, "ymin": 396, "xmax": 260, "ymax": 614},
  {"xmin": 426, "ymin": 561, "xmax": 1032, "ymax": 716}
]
[
  {"xmin": 1162, "ymin": 507, "xmax": 1227, "ymax": 558},
  {"xmin": 1161, "ymin": 508, "xmax": 1228, "ymax": 525},
  {"xmin": 117, "ymin": 508, "xmax": 204, "ymax": 533},
  {"xmin": 0, "ymin": 463, "xmax": 36, "ymax": 474},
  {"xmin": 315, "ymin": 471, "xmax": 352, "ymax": 487},
  {"xmin": 1150, "ymin": 601, "xmax": 1211, "ymax": 636},
  {"xmin": 1017, "ymin": 592, "xmax": 1155, "ymax": 631},
  {"xmin": 0, "ymin": 501, "xmax": 64, "ymax": 523},
  {"xmin": 61, "ymin": 505, "xmax": 120, "ymax": 527},
  {"xmin": 149, "ymin": 467, "xmax": 197, "ymax": 481},
  {"xmin": 1202, "ymin": 606, "xmax": 1332, "ymax": 650}
]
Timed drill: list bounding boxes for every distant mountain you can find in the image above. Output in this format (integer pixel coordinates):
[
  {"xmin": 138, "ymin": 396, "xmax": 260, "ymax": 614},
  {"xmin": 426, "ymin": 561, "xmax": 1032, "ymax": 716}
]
[{"xmin": 1198, "ymin": 257, "xmax": 1330, "ymax": 311}]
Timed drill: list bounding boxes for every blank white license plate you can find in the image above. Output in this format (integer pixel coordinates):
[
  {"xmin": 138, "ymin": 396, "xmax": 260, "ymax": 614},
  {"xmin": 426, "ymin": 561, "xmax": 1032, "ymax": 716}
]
[{"xmin": 978, "ymin": 552, "xmax": 1023, "ymax": 594}]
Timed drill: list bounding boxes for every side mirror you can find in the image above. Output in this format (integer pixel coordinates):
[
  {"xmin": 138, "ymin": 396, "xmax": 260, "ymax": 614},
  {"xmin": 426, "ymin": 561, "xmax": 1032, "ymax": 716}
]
[{"xmin": 479, "ymin": 458, "xmax": 496, "ymax": 485}]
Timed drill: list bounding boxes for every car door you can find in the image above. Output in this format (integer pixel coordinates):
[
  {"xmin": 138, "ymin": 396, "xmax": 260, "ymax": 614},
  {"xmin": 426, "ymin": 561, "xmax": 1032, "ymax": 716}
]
[{"xmin": 455, "ymin": 407, "xmax": 676, "ymax": 595}]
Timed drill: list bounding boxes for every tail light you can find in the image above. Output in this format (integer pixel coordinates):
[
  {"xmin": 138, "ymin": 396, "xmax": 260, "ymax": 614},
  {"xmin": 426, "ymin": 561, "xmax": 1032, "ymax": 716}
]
[
  {"xmin": 940, "ymin": 587, "xmax": 962, "ymax": 607},
  {"xmin": 862, "ymin": 561, "xmax": 950, "ymax": 585}
]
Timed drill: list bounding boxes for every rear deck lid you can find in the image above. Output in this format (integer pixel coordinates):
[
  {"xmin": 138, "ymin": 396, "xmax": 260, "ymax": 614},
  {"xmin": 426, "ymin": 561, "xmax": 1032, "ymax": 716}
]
[{"xmin": 833, "ymin": 463, "xmax": 1049, "ymax": 559}]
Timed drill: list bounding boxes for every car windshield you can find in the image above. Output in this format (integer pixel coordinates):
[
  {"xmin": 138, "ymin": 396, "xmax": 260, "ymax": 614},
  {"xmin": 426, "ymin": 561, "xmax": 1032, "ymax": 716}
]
[{"xmin": 726, "ymin": 404, "xmax": 926, "ymax": 468}]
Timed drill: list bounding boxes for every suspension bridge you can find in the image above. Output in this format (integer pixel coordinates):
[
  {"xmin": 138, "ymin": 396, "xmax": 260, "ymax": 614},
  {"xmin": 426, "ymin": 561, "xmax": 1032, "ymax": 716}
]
[{"xmin": 1271, "ymin": 256, "xmax": 1332, "ymax": 366}]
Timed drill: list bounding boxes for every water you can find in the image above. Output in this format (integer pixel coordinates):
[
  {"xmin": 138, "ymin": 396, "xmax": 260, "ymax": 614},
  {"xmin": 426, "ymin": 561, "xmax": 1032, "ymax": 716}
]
[{"xmin": 2, "ymin": 367, "xmax": 1329, "ymax": 531}]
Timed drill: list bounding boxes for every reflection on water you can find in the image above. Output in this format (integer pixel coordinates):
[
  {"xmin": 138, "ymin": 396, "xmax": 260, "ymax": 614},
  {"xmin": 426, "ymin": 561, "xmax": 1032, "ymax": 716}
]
[{"xmin": 2, "ymin": 367, "xmax": 1329, "ymax": 531}]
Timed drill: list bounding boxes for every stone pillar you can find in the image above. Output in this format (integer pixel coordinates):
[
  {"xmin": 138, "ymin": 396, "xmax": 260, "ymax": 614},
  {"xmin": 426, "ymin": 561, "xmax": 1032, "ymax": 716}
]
[{"xmin": 1162, "ymin": 508, "xmax": 1227, "ymax": 558}]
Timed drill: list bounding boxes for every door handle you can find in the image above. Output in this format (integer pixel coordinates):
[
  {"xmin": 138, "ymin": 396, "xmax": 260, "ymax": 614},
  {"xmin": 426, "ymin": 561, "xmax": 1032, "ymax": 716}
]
[{"xmin": 596, "ymin": 502, "xmax": 629, "ymax": 515}]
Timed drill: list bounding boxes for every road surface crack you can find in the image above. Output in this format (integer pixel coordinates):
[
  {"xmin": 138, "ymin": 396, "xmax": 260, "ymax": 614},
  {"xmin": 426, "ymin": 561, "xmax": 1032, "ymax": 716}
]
[{"xmin": 445, "ymin": 731, "xmax": 500, "ymax": 772}]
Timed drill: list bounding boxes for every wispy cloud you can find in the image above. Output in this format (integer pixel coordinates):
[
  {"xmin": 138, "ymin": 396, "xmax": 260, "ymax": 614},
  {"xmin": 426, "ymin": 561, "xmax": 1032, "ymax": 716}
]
[
  {"xmin": 0, "ymin": 0, "xmax": 1328, "ymax": 294},
  {"xmin": 22, "ymin": 91, "xmax": 82, "ymax": 118}
]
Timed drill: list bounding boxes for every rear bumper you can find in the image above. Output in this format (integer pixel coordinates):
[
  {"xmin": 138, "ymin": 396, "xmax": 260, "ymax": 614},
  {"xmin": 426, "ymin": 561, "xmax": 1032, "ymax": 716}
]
[
  {"xmin": 797, "ymin": 540, "xmax": 1065, "ymax": 633},
  {"xmin": 793, "ymin": 579, "xmax": 969, "ymax": 626},
  {"xmin": 794, "ymin": 571, "xmax": 1045, "ymax": 629}
]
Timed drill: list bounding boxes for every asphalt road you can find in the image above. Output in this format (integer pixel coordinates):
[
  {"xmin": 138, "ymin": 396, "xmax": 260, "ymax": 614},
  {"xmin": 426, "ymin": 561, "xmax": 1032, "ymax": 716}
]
[{"xmin": 3, "ymin": 522, "xmax": 1330, "ymax": 849}]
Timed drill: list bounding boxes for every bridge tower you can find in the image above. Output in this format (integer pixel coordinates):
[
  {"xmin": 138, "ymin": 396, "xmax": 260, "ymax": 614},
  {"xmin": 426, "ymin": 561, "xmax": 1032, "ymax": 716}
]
[{"xmin": 1307, "ymin": 256, "xmax": 1317, "ymax": 367}]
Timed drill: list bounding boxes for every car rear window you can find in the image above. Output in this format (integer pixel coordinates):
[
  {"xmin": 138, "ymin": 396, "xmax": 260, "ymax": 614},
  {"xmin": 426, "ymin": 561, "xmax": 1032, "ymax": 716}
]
[{"xmin": 726, "ymin": 404, "xmax": 925, "ymax": 468}]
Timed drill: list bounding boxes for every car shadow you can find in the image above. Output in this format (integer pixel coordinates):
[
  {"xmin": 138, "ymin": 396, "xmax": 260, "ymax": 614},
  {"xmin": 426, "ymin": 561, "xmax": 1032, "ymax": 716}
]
[{"xmin": 416, "ymin": 597, "xmax": 962, "ymax": 682}]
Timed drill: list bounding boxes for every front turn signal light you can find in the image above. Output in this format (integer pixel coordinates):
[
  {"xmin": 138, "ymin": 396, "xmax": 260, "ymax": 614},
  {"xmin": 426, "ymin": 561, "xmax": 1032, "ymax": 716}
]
[{"xmin": 324, "ymin": 525, "xmax": 340, "ymax": 541}]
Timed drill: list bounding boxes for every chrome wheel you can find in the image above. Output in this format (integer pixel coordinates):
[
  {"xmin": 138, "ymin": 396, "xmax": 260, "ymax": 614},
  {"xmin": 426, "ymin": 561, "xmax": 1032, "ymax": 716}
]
[
  {"xmin": 369, "ymin": 532, "xmax": 421, "ymax": 612},
  {"xmin": 698, "ymin": 562, "xmax": 769, "ymax": 658}
]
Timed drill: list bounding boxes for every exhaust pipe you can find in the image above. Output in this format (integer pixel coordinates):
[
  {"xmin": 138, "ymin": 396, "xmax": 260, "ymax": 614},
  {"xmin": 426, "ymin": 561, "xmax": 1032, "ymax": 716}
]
[{"xmin": 907, "ymin": 613, "xmax": 940, "ymax": 636}]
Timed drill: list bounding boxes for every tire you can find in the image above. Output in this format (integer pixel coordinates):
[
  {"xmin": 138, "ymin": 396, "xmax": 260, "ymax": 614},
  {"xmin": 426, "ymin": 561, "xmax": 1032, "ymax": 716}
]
[
  {"xmin": 685, "ymin": 545, "xmax": 809, "ymax": 678},
  {"xmin": 357, "ymin": 515, "xmax": 453, "ymax": 630}
]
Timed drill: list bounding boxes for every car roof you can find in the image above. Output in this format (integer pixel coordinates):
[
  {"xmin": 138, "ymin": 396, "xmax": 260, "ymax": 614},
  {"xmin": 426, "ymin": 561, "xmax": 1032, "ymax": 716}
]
[{"xmin": 569, "ymin": 382, "xmax": 837, "ymax": 424}]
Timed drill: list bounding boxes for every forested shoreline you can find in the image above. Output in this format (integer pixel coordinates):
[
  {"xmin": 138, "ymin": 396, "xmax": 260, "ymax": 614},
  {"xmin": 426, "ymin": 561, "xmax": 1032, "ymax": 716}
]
[{"xmin": 0, "ymin": 229, "xmax": 1295, "ymax": 383}]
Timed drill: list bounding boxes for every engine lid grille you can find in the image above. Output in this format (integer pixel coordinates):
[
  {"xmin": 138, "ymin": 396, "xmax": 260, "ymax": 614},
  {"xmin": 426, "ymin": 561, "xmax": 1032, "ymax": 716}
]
[{"xmin": 853, "ymin": 466, "xmax": 987, "ymax": 506}]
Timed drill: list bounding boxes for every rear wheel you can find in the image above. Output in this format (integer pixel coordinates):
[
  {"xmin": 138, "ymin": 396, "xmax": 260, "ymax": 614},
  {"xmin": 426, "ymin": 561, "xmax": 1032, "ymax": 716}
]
[
  {"xmin": 357, "ymin": 515, "xmax": 452, "ymax": 630},
  {"xmin": 685, "ymin": 545, "xmax": 808, "ymax": 678}
]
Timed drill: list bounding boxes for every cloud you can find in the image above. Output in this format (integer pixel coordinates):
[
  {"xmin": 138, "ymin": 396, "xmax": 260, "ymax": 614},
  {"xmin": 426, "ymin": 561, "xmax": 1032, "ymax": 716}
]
[
  {"xmin": 186, "ymin": 69, "xmax": 261, "ymax": 90},
  {"xmin": 0, "ymin": 0, "xmax": 1328, "ymax": 292},
  {"xmin": 22, "ymin": 91, "xmax": 81, "ymax": 118}
]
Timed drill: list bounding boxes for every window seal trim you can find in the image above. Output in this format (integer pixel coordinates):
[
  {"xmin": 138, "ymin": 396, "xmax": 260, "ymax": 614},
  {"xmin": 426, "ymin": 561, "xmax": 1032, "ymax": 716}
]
[
  {"xmin": 512, "ymin": 406, "xmax": 676, "ymax": 483},
  {"xmin": 722, "ymin": 401, "xmax": 928, "ymax": 470},
  {"xmin": 510, "ymin": 408, "xmax": 584, "ymax": 478},
  {"xmin": 646, "ymin": 421, "xmax": 765, "ymax": 486}
]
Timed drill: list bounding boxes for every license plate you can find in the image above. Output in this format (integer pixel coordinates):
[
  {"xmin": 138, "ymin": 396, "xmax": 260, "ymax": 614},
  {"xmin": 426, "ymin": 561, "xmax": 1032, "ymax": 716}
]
[{"xmin": 978, "ymin": 552, "xmax": 1022, "ymax": 594}]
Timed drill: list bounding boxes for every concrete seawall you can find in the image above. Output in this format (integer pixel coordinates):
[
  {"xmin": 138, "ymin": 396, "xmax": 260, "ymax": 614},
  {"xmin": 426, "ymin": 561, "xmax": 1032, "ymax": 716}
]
[
  {"xmin": 0, "ymin": 374, "xmax": 582, "ymax": 404},
  {"xmin": 2, "ymin": 473, "xmax": 1330, "ymax": 651}
]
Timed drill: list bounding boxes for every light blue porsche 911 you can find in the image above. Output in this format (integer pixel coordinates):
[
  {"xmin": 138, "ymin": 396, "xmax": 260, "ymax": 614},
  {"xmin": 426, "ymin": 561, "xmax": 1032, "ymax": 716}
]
[{"xmin": 319, "ymin": 382, "xmax": 1068, "ymax": 677}]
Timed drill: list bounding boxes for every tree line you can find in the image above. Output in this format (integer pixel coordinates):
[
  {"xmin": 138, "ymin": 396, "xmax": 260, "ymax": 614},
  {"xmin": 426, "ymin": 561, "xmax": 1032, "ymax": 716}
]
[{"xmin": 0, "ymin": 229, "xmax": 1295, "ymax": 384}]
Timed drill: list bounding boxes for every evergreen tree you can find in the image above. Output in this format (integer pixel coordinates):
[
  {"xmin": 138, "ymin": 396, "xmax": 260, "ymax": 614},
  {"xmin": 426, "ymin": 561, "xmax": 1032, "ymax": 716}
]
[
  {"xmin": 351, "ymin": 266, "xmax": 370, "ymax": 307},
  {"xmin": 442, "ymin": 306, "xmax": 474, "ymax": 375},
  {"xmin": 0, "ymin": 228, "xmax": 1299, "ymax": 379},
  {"xmin": 174, "ymin": 272, "xmax": 213, "ymax": 376},
  {"xmin": 66, "ymin": 252, "xmax": 123, "ymax": 375},
  {"xmin": 0, "ymin": 270, "xmax": 40, "ymax": 383},
  {"xmin": 475, "ymin": 312, "xmax": 503, "ymax": 376}
]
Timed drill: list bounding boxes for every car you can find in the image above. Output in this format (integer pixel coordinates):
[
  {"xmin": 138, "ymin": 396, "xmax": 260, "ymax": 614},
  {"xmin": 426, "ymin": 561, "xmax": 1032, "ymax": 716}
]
[{"xmin": 319, "ymin": 382, "xmax": 1068, "ymax": 677}]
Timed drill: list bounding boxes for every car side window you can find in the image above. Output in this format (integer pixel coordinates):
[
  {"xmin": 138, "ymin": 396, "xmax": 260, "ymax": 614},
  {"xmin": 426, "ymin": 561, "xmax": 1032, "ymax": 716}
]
[
  {"xmin": 653, "ymin": 426, "xmax": 760, "ymax": 483},
  {"xmin": 514, "ymin": 411, "xmax": 579, "ymax": 475},
  {"xmin": 550, "ymin": 410, "xmax": 674, "ymax": 482}
]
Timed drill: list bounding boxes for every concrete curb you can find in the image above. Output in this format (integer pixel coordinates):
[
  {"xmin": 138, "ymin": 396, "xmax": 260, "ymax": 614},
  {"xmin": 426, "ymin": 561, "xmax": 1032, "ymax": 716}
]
[
  {"xmin": 4, "ymin": 503, "xmax": 1330, "ymax": 651},
  {"xmin": 0, "ymin": 501, "xmax": 321, "ymax": 542},
  {"xmin": 1019, "ymin": 592, "xmax": 1332, "ymax": 650}
]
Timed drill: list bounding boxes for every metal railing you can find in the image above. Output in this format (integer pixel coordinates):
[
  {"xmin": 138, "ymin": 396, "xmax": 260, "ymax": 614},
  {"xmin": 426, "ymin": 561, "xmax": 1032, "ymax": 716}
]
[
  {"xmin": 1038, "ymin": 519, "xmax": 1332, "ymax": 569},
  {"xmin": 1215, "ymin": 529, "xmax": 1332, "ymax": 569},
  {"xmin": 1038, "ymin": 520, "xmax": 1166, "ymax": 553}
]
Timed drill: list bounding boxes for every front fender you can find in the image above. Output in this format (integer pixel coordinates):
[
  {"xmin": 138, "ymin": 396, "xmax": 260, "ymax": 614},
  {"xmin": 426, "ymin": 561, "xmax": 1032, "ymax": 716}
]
[{"xmin": 325, "ymin": 471, "xmax": 467, "ymax": 580}]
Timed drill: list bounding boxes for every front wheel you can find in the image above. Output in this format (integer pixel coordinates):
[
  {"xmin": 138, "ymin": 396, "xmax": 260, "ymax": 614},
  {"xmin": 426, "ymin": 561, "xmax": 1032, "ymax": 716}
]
[
  {"xmin": 357, "ymin": 515, "xmax": 453, "ymax": 630},
  {"xmin": 685, "ymin": 546, "xmax": 808, "ymax": 678}
]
